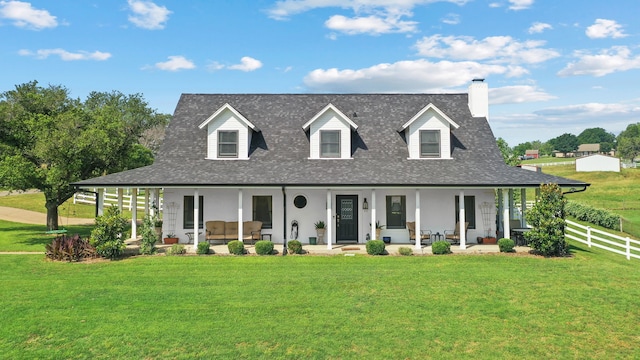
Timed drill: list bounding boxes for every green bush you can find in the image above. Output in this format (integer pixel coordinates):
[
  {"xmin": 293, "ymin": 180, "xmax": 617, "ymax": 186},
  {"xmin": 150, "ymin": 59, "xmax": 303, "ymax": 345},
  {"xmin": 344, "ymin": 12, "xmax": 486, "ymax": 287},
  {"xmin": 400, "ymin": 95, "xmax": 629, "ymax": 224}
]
[
  {"xmin": 525, "ymin": 183, "xmax": 569, "ymax": 256},
  {"xmin": 366, "ymin": 240, "xmax": 385, "ymax": 255},
  {"xmin": 196, "ymin": 241, "xmax": 211, "ymax": 255},
  {"xmin": 255, "ymin": 240, "xmax": 274, "ymax": 255},
  {"xmin": 432, "ymin": 241, "xmax": 451, "ymax": 255},
  {"xmin": 227, "ymin": 240, "xmax": 245, "ymax": 255},
  {"xmin": 498, "ymin": 238, "xmax": 515, "ymax": 253},
  {"xmin": 45, "ymin": 234, "xmax": 96, "ymax": 262},
  {"xmin": 398, "ymin": 247, "xmax": 413, "ymax": 256},
  {"xmin": 287, "ymin": 240, "xmax": 303, "ymax": 254},
  {"xmin": 139, "ymin": 215, "xmax": 158, "ymax": 255},
  {"xmin": 165, "ymin": 244, "xmax": 186, "ymax": 256},
  {"xmin": 90, "ymin": 207, "xmax": 127, "ymax": 259},
  {"xmin": 565, "ymin": 201, "xmax": 621, "ymax": 230}
]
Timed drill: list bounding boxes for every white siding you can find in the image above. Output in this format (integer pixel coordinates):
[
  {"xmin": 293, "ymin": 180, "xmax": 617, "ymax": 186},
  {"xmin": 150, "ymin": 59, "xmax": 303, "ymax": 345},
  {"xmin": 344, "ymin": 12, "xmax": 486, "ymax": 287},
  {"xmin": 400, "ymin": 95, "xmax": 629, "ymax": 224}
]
[
  {"xmin": 407, "ymin": 108, "xmax": 452, "ymax": 159},
  {"xmin": 309, "ymin": 109, "xmax": 352, "ymax": 159},
  {"xmin": 576, "ymin": 154, "xmax": 620, "ymax": 172},
  {"xmin": 206, "ymin": 108, "xmax": 250, "ymax": 160}
]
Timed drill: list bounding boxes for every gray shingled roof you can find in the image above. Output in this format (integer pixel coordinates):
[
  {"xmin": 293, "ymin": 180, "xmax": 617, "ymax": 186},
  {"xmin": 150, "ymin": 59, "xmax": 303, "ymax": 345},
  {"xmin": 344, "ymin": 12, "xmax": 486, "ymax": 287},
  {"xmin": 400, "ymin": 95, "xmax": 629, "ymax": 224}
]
[{"xmin": 74, "ymin": 93, "xmax": 588, "ymax": 189}]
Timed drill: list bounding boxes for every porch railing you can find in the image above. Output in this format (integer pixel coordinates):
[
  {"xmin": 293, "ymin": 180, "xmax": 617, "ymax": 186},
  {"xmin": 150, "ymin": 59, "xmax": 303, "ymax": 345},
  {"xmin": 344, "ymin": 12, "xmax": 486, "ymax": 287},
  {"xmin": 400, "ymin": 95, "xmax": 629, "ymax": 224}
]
[{"xmin": 565, "ymin": 219, "xmax": 640, "ymax": 261}]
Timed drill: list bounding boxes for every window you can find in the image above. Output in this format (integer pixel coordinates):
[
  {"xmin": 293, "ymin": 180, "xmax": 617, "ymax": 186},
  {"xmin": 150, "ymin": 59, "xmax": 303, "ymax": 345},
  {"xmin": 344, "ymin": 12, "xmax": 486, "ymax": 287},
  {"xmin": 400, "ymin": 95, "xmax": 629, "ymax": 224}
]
[
  {"xmin": 218, "ymin": 130, "xmax": 238, "ymax": 158},
  {"xmin": 320, "ymin": 130, "xmax": 340, "ymax": 158},
  {"xmin": 420, "ymin": 130, "xmax": 440, "ymax": 158},
  {"xmin": 183, "ymin": 195, "xmax": 204, "ymax": 229},
  {"xmin": 293, "ymin": 195, "xmax": 307, "ymax": 209},
  {"xmin": 253, "ymin": 196, "xmax": 272, "ymax": 229},
  {"xmin": 386, "ymin": 195, "xmax": 406, "ymax": 229},
  {"xmin": 455, "ymin": 195, "xmax": 476, "ymax": 229}
]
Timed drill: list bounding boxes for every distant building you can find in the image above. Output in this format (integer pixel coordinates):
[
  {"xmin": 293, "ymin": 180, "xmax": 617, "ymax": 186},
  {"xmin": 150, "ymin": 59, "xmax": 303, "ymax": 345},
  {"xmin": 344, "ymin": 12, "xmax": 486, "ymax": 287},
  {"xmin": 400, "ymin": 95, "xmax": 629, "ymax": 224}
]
[
  {"xmin": 576, "ymin": 143, "xmax": 600, "ymax": 157},
  {"xmin": 522, "ymin": 149, "xmax": 539, "ymax": 159},
  {"xmin": 576, "ymin": 154, "xmax": 620, "ymax": 172}
]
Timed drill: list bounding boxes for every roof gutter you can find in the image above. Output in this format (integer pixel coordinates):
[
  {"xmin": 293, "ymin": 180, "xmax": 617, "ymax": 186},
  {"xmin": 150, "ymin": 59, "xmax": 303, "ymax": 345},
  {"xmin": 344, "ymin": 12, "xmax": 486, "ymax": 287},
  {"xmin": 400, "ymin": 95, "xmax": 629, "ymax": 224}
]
[{"xmin": 562, "ymin": 185, "xmax": 589, "ymax": 195}]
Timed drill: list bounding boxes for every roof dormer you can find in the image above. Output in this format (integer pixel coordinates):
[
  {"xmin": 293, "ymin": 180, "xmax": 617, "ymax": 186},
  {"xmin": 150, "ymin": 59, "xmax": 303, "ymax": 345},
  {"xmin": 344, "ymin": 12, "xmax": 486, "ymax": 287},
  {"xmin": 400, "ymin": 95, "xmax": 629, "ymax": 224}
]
[
  {"xmin": 400, "ymin": 103, "xmax": 459, "ymax": 160},
  {"xmin": 198, "ymin": 103, "xmax": 258, "ymax": 160},
  {"xmin": 303, "ymin": 103, "xmax": 358, "ymax": 159}
]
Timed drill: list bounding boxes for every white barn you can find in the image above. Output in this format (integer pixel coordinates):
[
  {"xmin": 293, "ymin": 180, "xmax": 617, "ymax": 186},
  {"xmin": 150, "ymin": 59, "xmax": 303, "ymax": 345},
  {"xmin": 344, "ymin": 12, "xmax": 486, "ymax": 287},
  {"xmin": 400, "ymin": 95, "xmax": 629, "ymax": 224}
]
[{"xmin": 576, "ymin": 154, "xmax": 620, "ymax": 172}]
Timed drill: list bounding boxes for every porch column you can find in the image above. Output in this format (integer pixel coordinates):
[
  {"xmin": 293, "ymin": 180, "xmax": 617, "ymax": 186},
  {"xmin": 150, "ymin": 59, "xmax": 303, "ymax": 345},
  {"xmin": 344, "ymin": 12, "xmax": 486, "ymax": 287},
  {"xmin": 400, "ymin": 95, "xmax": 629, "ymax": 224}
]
[
  {"xmin": 497, "ymin": 189, "xmax": 503, "ymax": 238},
  {"xmin": 193, "ymin": 189, "xmax": 199, "ymax": 248},
  {"xmin": 508, "ymin": 189, "xmax": 515, "ymax": 220},
  {"xmin": 415, "ymin": 189, "xmax": 421, "ymax": 250},
  {"xmin": 370, "ymin": 190, "xmax": 376, "ymax": 242},
  {"xmin": 154, "ymin": 189, "xmax": 161, "ymax": 212},
  {"xmin": 117, "ymin": 188, "xmax": 124, "ymax": 212},
  {"xmin": 326, "ymin": 190, "xmax": 332, "ymax": 250},
  {"xmin": 131, "ymin": 188, "xmax": 138, "ymax": 240},
  {"xmin": 144, "ymin": 188, "xmax": 150, "ymax": 217},
  {"xmin": 502, "ymin": 189, "xmax": 510, "ymax": 240},
  {"xmin": 238, "ymin": 189, "xmax": 243, "ymax": 243},
  {"xmin": 520, "ymin": 188, "xmax": 527, "ymax": 227},
  {"xmin": 97, "ymin": 188, "xmax": 104, "ymax": 216},
  {"xmin": 459, "ymin": 190, "xmax": 466, "ymax": 249}
]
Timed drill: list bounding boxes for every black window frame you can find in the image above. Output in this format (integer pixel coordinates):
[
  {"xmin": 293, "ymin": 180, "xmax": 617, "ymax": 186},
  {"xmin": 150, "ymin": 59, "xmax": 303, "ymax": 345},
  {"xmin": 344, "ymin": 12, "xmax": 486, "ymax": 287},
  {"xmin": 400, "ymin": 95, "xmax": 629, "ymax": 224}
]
[
  {"xmin": 252, "ymin": 195, "xmax": 272, "ymax": 229},
  {"xmin": 218, "ymin": 130, "xmax": 238, "ymax": 158},
  {"xmin": 320, "ymin": 130, "xmax": 341, "ymax": 158},
  {"xmin": 386, "ymin": 195, "xmax": 406, "ymax": 229},
  {"xmin": 420, "ymin": 130, "xmax": 440, "ymax": 158},
  {"xmin": 454, "ymin": 195, "xmax": 476, "ymax": 229},
  {"xmin": 183, "ymin": 195, "xmax": 204, "ymax": 229}
]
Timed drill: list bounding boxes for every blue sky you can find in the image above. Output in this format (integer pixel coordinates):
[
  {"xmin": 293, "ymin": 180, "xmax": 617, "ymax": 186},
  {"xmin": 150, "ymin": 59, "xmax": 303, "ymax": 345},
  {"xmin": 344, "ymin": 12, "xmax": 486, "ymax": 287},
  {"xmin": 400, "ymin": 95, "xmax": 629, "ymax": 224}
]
[{"xmin": 1, "ymin": 0, "xmax": 639, "ymax": 145}]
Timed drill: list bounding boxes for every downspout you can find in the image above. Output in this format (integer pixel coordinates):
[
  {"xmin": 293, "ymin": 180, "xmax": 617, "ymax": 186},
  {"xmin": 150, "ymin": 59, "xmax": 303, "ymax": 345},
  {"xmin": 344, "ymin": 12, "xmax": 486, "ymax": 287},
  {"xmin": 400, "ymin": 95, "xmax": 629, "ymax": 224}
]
[
  {"xmin": 562, "ymin": 186, "xmax": 588, "ymax": 195},
  {"xmin": 282, "ymin": 186, "xmax": 287, "ymax": 256}
]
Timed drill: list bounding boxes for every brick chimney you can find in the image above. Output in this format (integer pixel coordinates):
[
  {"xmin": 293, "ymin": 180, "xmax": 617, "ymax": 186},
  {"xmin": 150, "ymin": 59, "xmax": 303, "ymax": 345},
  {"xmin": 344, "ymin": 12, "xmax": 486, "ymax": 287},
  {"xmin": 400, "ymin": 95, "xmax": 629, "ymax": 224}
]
[{"xmin": 468, "ymin": 79, "xmax": 488, "ymax": 119}]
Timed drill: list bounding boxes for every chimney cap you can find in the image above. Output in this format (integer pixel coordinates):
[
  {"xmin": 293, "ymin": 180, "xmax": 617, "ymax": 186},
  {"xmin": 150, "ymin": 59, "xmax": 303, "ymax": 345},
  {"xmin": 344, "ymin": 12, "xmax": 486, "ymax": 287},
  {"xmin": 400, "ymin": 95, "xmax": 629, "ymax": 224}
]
[{"xmin": 472, "ymin": 78, "xmax": 485, "ymax": 82}]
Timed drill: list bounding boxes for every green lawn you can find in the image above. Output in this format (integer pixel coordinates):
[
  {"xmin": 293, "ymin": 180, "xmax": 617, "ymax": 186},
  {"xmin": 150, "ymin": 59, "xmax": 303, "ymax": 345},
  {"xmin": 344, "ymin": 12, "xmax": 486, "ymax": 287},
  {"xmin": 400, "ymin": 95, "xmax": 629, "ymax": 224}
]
[
  {"xmin": 0, "ymin": 192, "xmax": 132, "ymax": 219},
  {"xmin": 521, "ymin": 157, "xmax": 574, "ymax": 165},
  {"xmin": 0, "ymin": 220, "xmax": 93, "ymax": 252},
  {"xmin": 1, "ymin": 244, "xmax": 639, "ymax": 359}
]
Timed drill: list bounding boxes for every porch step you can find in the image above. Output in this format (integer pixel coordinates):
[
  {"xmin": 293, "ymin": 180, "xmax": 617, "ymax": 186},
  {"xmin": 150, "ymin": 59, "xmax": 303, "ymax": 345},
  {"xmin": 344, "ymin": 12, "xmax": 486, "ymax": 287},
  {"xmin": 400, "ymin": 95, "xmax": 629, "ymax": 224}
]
[{"xmin": 341, "ymin": 247, "xmax": 361, "ymax": 251}]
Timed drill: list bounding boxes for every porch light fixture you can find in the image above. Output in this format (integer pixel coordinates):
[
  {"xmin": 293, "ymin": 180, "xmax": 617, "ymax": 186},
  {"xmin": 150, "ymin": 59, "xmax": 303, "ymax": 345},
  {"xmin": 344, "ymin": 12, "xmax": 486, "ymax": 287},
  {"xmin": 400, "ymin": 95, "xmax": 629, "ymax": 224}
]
[{"xmin": 363, "ymin": 198, "xmax": 368, "ymax": 211}]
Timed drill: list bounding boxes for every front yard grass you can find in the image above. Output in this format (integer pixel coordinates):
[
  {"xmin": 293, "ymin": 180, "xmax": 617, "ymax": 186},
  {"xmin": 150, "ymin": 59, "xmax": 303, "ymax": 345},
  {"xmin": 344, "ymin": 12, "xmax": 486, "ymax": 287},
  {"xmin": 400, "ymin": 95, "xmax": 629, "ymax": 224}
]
[
  {"xmin": 0, "ymin": 220, "xmax": 93, "ymax": 252},
  {"xmin": 1, "ymin": 242, "xmax": 639, "ymax": 359}
]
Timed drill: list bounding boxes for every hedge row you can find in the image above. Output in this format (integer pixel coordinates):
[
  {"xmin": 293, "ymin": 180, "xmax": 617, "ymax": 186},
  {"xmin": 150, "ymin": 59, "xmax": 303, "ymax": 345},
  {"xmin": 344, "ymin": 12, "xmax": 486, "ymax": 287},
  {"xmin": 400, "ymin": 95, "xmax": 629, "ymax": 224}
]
[{"xmin": 565, "ymin": 201, "xmax": 620, "ymax": 231}]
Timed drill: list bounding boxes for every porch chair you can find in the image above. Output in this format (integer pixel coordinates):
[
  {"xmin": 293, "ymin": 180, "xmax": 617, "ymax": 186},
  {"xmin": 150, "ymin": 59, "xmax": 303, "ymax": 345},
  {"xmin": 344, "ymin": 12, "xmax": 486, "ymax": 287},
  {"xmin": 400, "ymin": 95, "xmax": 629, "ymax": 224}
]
[
  {"xmin": 406, "ymin": 221, "xmax": 432, "ymax": 245},
  {"xmin": 242, "ymin": 221, "xmax": 263, "ymax": 245},
  {"xmin": 444, "ymin": 221, "xmax": 469, "ymax": 245}
]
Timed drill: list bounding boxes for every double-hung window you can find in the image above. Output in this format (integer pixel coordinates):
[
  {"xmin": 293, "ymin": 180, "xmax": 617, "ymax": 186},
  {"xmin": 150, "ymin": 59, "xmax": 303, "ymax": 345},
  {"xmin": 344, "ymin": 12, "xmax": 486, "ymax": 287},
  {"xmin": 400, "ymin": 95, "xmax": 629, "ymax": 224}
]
[
  {"xmin": 320, "ymin": 130, "xmax": 340, "ymax": 158},
  {"xmin": 218, "ymin": 130, "xmax": 238, "ymax": 158},
  {"xmin": 420, "ymin": 130, "xmax": 440, "ymax": 158}
]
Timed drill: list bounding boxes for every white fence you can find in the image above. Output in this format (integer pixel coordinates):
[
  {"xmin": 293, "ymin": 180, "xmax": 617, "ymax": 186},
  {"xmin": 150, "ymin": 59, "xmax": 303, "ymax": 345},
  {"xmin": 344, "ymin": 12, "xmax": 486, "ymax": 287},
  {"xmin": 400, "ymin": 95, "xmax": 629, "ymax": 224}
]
[
  {"xmin": 74, "ymin": 189, "xmax": 163, "ymax": 211},
  {"xmin": 565, "ymin": 219, "xmax": 640, "ymax": 261}
]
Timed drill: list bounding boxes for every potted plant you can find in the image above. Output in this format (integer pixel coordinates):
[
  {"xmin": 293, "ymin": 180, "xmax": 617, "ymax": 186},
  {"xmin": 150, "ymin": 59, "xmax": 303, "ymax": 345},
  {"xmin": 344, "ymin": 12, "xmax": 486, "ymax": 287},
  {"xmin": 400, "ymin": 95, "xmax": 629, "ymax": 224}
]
[
  {"xmin": 375, "ymin": 221, "xmax": 385, "ymax": 240},
  {"xmin": 154, "ymin": 219, "xmax": 163, "ymax": 241},
  {"xmin": 163, "ymin": 233, "xmax": 179, "ymax": 244},
  {"xmin": 314, "ymin": 220, "xmax": 325, "ymax": 244}
]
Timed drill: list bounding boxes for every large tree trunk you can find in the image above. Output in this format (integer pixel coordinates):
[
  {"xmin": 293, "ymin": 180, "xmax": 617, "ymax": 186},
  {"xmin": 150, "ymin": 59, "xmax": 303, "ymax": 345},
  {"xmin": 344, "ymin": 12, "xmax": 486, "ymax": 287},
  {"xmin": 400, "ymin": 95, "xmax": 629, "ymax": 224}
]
[{"xmin": 46, "ymin": 202, "xmax": 59, "ymax": 231}]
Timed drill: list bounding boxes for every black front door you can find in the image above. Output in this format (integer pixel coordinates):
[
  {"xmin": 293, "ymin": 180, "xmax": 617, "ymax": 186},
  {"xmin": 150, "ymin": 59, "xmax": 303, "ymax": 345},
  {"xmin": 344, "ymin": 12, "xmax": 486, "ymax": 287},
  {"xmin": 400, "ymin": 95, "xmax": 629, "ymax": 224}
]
[{"xmin": 336, "ymin": 195, "xmax": 358, "ymax": 242}]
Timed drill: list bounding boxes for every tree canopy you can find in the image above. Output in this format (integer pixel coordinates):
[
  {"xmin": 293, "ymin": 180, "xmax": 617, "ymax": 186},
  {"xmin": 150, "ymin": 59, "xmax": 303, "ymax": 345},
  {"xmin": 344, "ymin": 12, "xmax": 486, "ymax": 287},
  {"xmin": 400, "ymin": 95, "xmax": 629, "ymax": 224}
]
[
  {"xmin": 617, "ymin": 123, "xmax": 640, "ymax": 161},
  {"xmin": 0, "ymin": 81, "xmax": 170, "ymax": 229},
  {"xmin": 548, "ymin": 133, "xmax": 579, "ymax": 154},
  {"xmin": 496, "ymin": 137, "xmax": 520, "ymax": 166}
]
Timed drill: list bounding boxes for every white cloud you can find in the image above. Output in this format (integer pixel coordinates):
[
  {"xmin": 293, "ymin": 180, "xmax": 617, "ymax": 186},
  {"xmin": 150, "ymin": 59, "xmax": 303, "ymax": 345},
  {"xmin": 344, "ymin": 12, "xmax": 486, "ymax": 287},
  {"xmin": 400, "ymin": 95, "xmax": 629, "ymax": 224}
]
[
  {"xmin": 228, "ymin": 56, "xmax": 263, "ymax": 72},
  {"xmin": 325, "ymin": 14, "xmax": 417, "ymax": 34},
  {"xmin": 414, "ymin": 35, "xmax": 560, "ymax": 64},
  {"xmin": 558, "ymin": 46, "xmax": 640, "ymax": 77},
  {"xmin": 490, "ymin": 85, "xmax": 555, "ymax": 104},
  {"xmin": 528, "ymin": 22, "xmax": 551, "ymax": 34},
  {"xmin": 508, "ymin": 0, "xmax": 534, "ymax": 10},
  {"xmin": 0, "ymin": 1, "xmax": 57, "ymax": 30},
  {"xmin": 19, "ymin": 48, "xmax": 111, "ymax": 61},
  {"xmin": 586, "ymin": 19, "xmax": 627, "ymax": 39},
  {"xmin": 127, "ymin": 0, "xmax": 171, "ymax": 30},
  {"xmin": 303, "ymin": 59, "xmax": 510, "ymax": 92},
  {"xmin": 154, "ymin": 55, "xmax": 195, "ymax": 71},
  {"xmin": 441, "ymin": 13, "xmax": 460, "ymax": 25}
]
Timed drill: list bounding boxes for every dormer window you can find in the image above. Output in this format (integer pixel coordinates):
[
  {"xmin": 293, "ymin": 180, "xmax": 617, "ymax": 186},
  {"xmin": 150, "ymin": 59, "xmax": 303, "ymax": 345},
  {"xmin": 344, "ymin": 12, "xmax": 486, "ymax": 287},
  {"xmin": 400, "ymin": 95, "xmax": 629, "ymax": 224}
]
[
  {"xmin": 420, "ymin": 130, "xmax": 440, "ymax": 158},
  {"xmin": 320, "ymin": 130, "xmax": 341, "ymax": 158},
  {"xmin": 218, "ymin": 130, "xmax": 238, "ymax": 158}
]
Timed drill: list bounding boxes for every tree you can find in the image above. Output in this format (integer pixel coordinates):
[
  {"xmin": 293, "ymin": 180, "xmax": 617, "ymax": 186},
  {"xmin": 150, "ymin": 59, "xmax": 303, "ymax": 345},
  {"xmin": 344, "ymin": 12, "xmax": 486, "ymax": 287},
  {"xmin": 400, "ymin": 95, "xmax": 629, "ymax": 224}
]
[
  {"xmin": 617, "ymin": 123, "xmax": 640, "ymax": 161},
  {"xmin": 548, "ymin": 133, "xmax": 579, "ymax": 154},
  {"xmin": 496, "ymin": 137, "xmax": 520, "ymax": 166},
  {"xmin": 0, "ymin": 81, "xmax": 169, "ymax": 230},
  {"xmin": 524, "ymin": 183, "xmax": 568, "ymax": 257},
  {"xmin": 577, "ymin": 127, "xmax": 616, "ymax": 145},
  {"xmin": 513, "ymin": 142, "xmax": 532, "ymax": 157}
]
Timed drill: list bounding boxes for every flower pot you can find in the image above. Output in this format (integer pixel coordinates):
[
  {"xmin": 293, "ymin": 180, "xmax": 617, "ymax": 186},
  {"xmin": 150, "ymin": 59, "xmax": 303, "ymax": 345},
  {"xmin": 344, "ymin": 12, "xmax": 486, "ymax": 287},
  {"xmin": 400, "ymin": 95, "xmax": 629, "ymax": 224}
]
[
  {"xmin": 376, "ymin": 229, "xmax": 381, "ymax": 240},
  {"xmin": 483, "ymin": 237, "xmax": 497, "ymax": 244},
  {"xmin": 164, "ymin": 237, "xmax": 179, "ymax": 244},
  {"xmin": 309, "ymin": 237, "xmax": 317, "ymax": 245},
  {"xmin": 315, "ymin": 229, "xmax": 325, "ymax": 244}
]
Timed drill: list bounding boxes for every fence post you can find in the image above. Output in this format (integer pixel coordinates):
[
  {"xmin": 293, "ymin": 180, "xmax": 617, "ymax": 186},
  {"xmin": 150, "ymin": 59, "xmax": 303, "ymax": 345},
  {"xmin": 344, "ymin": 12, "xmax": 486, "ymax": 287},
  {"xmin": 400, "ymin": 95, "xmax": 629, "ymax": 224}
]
[
  {"xmin": 587, "ymin": 226, "xmax": 591, "ymax": 248},
  {"xmin": 626, "ymin": 237, "xmax": 631, "ymax": 261}
]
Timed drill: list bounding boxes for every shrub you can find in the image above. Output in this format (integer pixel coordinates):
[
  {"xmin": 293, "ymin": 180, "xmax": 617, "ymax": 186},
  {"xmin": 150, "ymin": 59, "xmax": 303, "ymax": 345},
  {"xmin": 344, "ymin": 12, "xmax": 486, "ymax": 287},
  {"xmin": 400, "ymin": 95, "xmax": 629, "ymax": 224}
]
[
  {"xmin": 366, "ymin": 240, "xmax": 385, "ymax": 255},
  {"xmin": 525, "ymin": 183, "xmax": 569, "ymax": 257},
  {"xmin": 432, "ymin": 241, "xmax": 451, "ymax": 255},
  {"xmin": 398, "ymin": 247, "xmax": 413, "ymax": 256},
  {"xmin": 227, "ymin": 240, "xmax": 245, "ymax": 255},
  {"xmin": 196, "ymin": 241, "xmax": 211, "ymax": 255},
  {"xmin": 255, "ymin": 240, "xmax": 274, "ymax": 255},
  {"xmin": 498, "ymin": 238, "xmax": 515, "ymax": 253},
  {"xmin": 166, "ymin": 244, "xmax": 186, "ymax": 256},
  {"xmin": 45, "ymin": 234, "xmax": 96, "ymax": 262},
  {"xmin": 90, "ymin": 207, "xmax": 128, "ymax": 259},
  {"xmin": 139, "ymin": 215, "xmax": 158, "ymax": 255},
  {"xmin": 287, "ymin": 240, "xmax": 303, "ymax": 254},
  {"xmin": 565, "ymin": 201, "xmax": 621, "ymax": 230}
]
